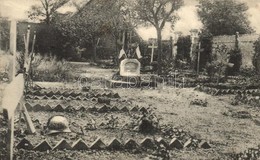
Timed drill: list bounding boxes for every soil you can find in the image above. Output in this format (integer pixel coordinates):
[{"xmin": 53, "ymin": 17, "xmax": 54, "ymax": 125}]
[{"xmin": 1, "ymin": 63, "xmax": 259, "ymax": 159}]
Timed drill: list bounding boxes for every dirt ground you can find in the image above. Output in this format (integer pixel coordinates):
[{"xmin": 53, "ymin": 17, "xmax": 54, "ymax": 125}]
[
  {"xmin": 1, "ymin": 63, "xmax": 260, "ymax": 159},
  {"xmin": 76, "ymin": 64, "xmax": 260, "ymax": 159}
]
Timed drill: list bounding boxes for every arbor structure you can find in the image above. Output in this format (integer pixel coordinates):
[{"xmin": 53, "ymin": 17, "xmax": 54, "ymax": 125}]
[
  {"xmin": 28, "ymin": 0, "xmax": 70, "ymax": 24},
  {"xmin": 130, "ymin": 0, "xmax": 184, "ymax": 74},
  {"xmin": 197, "ymin": 0, "xmax": 254, "ymax": 36}
]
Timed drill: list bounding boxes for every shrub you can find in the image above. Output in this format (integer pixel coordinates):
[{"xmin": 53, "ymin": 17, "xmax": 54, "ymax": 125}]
[
  {"xmin": 253, "ymin": 37, "xmax": 260, "ymax": 74},
  {"xmin": 227, "ymin": 48, "xmax": 242, "ymax": 76},
  {"xmin": 206, "ymin": 44, "xmax": 231, "ymax": 83},
  {"xmin": 31, "ymin": 54, "xmax": 76, "ymax": 82}
]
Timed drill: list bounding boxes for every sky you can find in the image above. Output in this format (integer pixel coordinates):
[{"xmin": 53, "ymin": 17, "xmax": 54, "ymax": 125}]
[{"xmin": 0, "ymin": 0, "xmax": 260, "ymax": 40}]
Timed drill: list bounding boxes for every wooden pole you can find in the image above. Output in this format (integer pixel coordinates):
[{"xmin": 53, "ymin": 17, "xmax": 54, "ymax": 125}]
[
  {"xmin": 24, "ymin": 25, "xmax": 30, "ymax": 69},
  {"xmin": 6, "ymin": 116, "xmax": 14, "ymax": 160},
  {"xmin": 21, "ymin": 100, "xmax": 36, "ymax": 134},
  {"xmin": 197, "ymin": 42, "xmax": 201, "ymax": 75},
  {"xmin": 10, "ymin": 20, "xmax": 17, "ymax": 80}
]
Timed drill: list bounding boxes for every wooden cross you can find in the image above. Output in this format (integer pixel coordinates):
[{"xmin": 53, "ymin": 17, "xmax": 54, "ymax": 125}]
[{"xmin": 148, "ymin": 41, "xmax": 158, "ymax": 63}]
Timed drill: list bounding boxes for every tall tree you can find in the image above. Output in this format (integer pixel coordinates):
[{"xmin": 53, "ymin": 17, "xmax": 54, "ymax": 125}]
[
  {"xmin": 197, "ymin": 0, "xmax": 254, "ymax": 36},
  {"xmin": 58, "ymin": 0, "xmax": 124, "ymax": 62},
  {"xmin": 130, "ymin": 0, "xmax": 184, "ymax": 74},
  {"xmin": 28, "ymin": 0, "xmax": 70, "ymax": 24}
]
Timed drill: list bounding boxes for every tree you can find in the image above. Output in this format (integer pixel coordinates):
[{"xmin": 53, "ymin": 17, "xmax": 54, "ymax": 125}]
[
  {"xmin": 28, "ymin": 0, "xmax": 70, "ymax": 24},
  {"xmin": 0, "ymin": 17, "xmax": 9, "ymax": 51},
  {"xmin": 130, "ymin": 0, "xmax": 184, "ymax": 74},
  {"xmin": 197, "ymin": 0, "xmax": 254, "ymax": 36},
  {"xmin": 57, "ymin": 0, "xmax": 125, "ymax": 62}
]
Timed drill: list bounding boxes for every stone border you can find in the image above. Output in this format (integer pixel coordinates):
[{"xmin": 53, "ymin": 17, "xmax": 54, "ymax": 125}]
[
  {"xmin": 195, "ymin": 86, "xmax": 260, "ymax": 96},
  {"xmin": 25, "ymin": 102, "xmax": 147, "ymax": 113},
  {"xmin": 27, "ymin": 90, "xmax": 120, "ymax": 99},
  {"xmin": 16, "ymin": 137, "xmax": 211, "ymax": 151}
]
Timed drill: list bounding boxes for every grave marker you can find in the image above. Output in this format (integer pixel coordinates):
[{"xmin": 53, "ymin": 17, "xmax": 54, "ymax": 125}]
[
  {"xmin": 148, "ymin": 41, "xmax": 158, "ymax": 63},
  {"xmin": 120, "ymin": 59, "xmax": 140, "ymax": 77}
]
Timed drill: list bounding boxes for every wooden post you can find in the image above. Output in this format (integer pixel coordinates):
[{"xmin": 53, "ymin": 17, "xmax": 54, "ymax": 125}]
[
  {"xmin": 122, "ymin": 30, "xmax": 125, "ymax": 50},
  {"xmin": 170, "ymin": 36, "xmax": 173, "ymax": 59},
  {"xmin": 197, "ymin": 42, "xmax": 201, "ymax": 74},
  {"xmin": 24, "ymin": 25, "xmax": 30, "ymax": 70},
  {"xmin": 9, "ymin": 20, "xmax": 17, "ymax": 80},
  {"xmin": 21, "ymin": 100, "xmax": 36, "ymax": 134},
  {"xmin": 6, "ymin": 117, "xmax": 14, "ymax": 160}
]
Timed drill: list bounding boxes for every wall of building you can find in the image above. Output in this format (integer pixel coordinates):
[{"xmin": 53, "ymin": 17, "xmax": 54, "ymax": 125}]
[{"xmin": 212, "ymin": 34, "xmax": 259, "ymax": 69}]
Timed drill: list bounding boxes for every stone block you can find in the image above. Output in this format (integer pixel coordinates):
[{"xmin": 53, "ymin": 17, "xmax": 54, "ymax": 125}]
[
  {"xmin": 124, "ymin": 139, "xmax": 139, "ymax": 149},
  {"xmin": 98, "ymin": 97, "xmax": 111, "ymax": 105},
  {"xmin": 16, "ymin": 138, "xmax": 33, "ymax": 150},
  {"xmin": 107, "ymin": 138, "xmax": 122, "ymax": 150},
  {"xmin": 53, "ymin": 104, "xmax": 65, "ymax": 112},
  {"xmin": 120, "ymin": 106, "xmax": 129, "ymax": 112},
  {"xmin": 46, "ymin": 91, "xmax": 54, "ymax": 97},
  {"xmin": 87, "ymin": 106, "xmax": 98, "ymax": 112},
  {"xmin": 42, "ymin": 95, "xmax": 49, "ymax": 100},
  {"xmin": 98, "ymin": 105, "xmax": 110, "ymax": 113},
  {"xmin": 139, "ymin": 107, "xmax": 148, "ymax": 113},
  {"xmin": 90, "ymin": 138, "xmax": 106, "ymax": 150},
  {"xmin": 34, "ymin": 140, "xmax": 52, "ymax": 151},
  {"xmin": 140, "ymin": 137, "xmax": 155, "ymax": 149},
  {"xmin": 113, "ymin": 93, "xmax": 120, "ymax": 98},
  {"xmin": 25, "ymin": 103, "xmax": 33, "ymax": 111},
  {"xmin": 77, "ymin": 106, "xmax": 86, "ymax": 112},
  {"xmin": 45, "ymin": 104, "xmax": 53, "ymax": 111},
  {"xmin": 169, "ymin": 138, "xmax": 183, "ymax": 149},
  {"xmin": 53, "ymin": 139, "xmax": 72, "ymax": 150},
  {"xmin": 199, "ymin": 141, "xmax": 211, "ymax": 149},
  {"xmin": 184, "ymin": 139, "xmax": 193, "ymax": 148},
  {"xmin": 50, "ymin": 95, "xmax": 58, "ymax": 100},
  {"xmin": 33, "ymin": 104, "xmax": 43, "ymax": 112},
  {"xmin": 34, "ymin": 96, "xmax": 40, "ymax": 100},
  {"xmin": 156, "ymin": 137, "xmax": 169, "ymax": 148},
  {"xmin": 72, "ymin": 139, "xmax": 88, "ymax": 150},
  {"xmin": 110, "ymin": 106, "xmax": 120, "ymax": 112},
  {"xmin": 130, "ymin": 106, "xmax": 139, "ymax": 112}
]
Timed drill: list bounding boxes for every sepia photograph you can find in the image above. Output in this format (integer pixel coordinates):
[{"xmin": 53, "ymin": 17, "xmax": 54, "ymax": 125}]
[{"xmin": 0, "ymin": 0, "xmax": 260, "ymax": 159}]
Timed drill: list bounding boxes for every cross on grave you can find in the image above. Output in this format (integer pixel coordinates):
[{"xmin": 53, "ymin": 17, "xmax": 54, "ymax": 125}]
[{"xmin": 148, "ymin": 41, "xmax": 158, "ymax": 63}]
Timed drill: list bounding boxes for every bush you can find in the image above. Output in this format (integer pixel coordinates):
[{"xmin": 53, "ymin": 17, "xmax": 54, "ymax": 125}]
[
  {"xmin": 31, "ymin": 54, "xmax": 76, "ymax": 82},
  {"xmin": 253, "ymin": 37, "xmax": 260, "ymax": 74},
  {"xmin": 206, "ymin": 44, "xmax": 230, "ymax": 83},
  {"xmin": 227, "ymin": 48, "xmax": 242, "ymax": 75}
]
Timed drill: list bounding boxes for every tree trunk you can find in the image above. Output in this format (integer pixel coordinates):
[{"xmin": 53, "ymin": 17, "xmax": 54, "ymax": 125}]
[
  {"xmin": 93, "ymin": 44, "xmax": 97, "ymax": 62},
  {"xmin": 156, "ymin": 28, "xmax": 162, "ymax": 75}
]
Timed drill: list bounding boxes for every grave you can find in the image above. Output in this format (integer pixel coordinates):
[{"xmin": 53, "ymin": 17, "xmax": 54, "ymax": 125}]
[{"xmin": 109, "ymin": 58, "xmax": 157, "ymax": 88}]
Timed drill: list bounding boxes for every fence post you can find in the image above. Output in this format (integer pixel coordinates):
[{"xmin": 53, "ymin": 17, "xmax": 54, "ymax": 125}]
[{"xmin": 9, "ymin": 20, "xmax": 17, "ymax": 80}]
